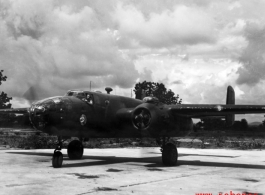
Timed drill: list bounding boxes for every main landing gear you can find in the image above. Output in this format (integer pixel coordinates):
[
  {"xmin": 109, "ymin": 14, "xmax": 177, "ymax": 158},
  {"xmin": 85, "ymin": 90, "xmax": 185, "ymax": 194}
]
[
  {"xmin": 67, "ymin": 140, "xmax": 84, "ymax": 160},
  {"xmin": 52, "ymin": 137, "xmax": 84, "ymax": 168},
  {"xmin": 159, "ymin": 137, "xmax": 178, "ymax": 166}
]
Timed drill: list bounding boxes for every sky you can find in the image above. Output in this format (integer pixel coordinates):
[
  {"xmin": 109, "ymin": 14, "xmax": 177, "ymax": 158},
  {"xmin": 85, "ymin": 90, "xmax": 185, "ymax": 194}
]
[{"xmin": 1, "ymin": 0, "xmax": 265, "ymax": 122}]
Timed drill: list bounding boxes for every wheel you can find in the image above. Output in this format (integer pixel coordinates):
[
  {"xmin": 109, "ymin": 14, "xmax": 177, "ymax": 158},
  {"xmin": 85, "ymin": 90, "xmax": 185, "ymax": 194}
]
[
  {"xmin": 52, "ymin": 151, "xmax": 63, "ymax": 168},
  {"xmin": 67, "ymin": 140, "xmax": 84, "ymax": 160},
  {"xmin": 162, "ymin": 143, "xmax": 178, "ymax": 166}
]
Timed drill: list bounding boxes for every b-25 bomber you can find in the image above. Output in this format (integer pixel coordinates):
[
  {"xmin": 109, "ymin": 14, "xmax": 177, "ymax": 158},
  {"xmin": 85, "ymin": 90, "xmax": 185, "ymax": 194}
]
[{"xmin": 1, "ymin": 86, "xmax": 265, "ymax": 168}]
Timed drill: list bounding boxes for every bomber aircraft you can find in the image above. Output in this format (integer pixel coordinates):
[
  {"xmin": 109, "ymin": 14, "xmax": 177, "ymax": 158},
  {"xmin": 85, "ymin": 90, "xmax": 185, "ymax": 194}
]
[{"xmin": 1, "ymin": 86, "xmax": 265, "ymax": 168}]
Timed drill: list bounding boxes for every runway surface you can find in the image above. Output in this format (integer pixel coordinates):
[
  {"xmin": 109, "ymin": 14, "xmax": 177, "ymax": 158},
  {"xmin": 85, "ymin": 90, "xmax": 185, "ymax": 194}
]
[{"xmin": 0, "ymin": 147, "xmax": 264, "ymax": 195}]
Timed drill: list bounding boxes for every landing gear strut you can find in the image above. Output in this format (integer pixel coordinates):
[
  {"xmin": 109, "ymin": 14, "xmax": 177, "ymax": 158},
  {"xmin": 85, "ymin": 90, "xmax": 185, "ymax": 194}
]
[
  {"xmin": 160, "ymin": 137, "xmax": 178, "ymax": 166},
  {"xmin": 52, "ymin": 137, "xmax": 63, "ymax": 168}
]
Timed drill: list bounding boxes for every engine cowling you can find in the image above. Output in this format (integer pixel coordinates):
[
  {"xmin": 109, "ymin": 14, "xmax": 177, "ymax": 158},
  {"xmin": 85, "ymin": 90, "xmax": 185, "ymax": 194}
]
[
  {"xmin": 132, "ymin": 107, "xmax": 151, "ymax": 130},
  {"xmin": 116, "ymin": 99, "xmax": 170, "ymax": 137},
  {"xmin": 131, "ymin": 103, "xmax": 164, "ymax": 136}
]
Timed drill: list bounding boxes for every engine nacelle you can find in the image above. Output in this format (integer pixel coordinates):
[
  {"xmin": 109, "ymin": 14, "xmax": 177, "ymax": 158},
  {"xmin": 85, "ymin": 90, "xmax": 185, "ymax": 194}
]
[
  {"xmin": 131, "ymin": 103, "xmax": 165, "ymax": 136},
  {"xmin": 116, "ymin": 102, "xmax": 170, "ymax": 137}
]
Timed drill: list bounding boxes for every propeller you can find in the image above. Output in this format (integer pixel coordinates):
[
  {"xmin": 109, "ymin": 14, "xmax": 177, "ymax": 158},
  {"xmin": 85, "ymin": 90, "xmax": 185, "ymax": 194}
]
[
  {"xmin": 23, "ymin": 86, "xmax": 39, "ymax": 103},
  {"xmin": 133, "ymin": 108, "xmax": 151, "ymax": 130},
  {"xmin": 23, "ymin": 85, "xmax": 50, "ymax": 104}
]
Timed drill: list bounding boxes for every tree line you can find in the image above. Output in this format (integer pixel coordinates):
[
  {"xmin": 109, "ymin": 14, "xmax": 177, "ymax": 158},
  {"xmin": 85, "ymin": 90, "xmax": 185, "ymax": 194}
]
[
  {"xmin": 0, "ymin": 70, "xmax": 12, "ymax": 109},
  {"xmin": 134, "ymin": 81, "xmax": 182, "ymax": 104}
]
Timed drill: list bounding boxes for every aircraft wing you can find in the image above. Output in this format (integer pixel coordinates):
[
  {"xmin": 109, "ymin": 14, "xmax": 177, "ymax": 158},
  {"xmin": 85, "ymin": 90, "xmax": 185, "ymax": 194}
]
[
  {"xmin": 0, "ymin": 108, "xmax": 29, "ymax": 114},
  {"xmin": 167, "ymin": 104, "xmax": 265, "ymax": 118}
]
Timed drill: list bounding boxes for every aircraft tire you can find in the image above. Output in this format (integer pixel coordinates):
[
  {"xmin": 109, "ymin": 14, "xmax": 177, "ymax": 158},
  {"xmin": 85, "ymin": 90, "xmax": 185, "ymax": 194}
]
[
  {"xmin": 162, "ymin": 143, "xmax": 178, "ymax": 166},
  {"xmin": 52, "ymin": 151, "xmax": 63, "ymax": 168},
  {"xmin": 67, "ymin": 140, "xmax": 84, "ymax": 160}
]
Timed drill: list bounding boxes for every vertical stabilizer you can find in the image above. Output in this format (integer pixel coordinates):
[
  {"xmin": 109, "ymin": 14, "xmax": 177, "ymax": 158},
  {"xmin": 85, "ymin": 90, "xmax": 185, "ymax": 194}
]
[{"xmin": 226, "ymin": 86, "xmax": 235, "ymax": 126}]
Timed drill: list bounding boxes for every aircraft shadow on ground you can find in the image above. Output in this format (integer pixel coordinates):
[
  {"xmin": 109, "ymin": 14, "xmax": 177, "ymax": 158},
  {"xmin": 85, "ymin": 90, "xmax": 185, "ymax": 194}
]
[
  {"xmin": 149, "ymin": 152, "xmax": 240, "ymax": 158},
  {"xmin": 6, "ymin": 151, "xmax": 265, "ymax": 169}
]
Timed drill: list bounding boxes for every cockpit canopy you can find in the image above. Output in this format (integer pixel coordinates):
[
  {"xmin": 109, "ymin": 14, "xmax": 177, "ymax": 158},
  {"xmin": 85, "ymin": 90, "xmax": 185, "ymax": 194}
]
[
  {"xmin": 65, "ymin": 90, "xmax": 94, "ymax": 105},
  {"xmin": 65, "ymin": 90, "xmax": 86, "ymax": 97}
]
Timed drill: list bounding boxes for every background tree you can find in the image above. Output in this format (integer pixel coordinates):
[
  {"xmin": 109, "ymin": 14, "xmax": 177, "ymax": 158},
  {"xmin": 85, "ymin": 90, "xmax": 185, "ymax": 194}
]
[
  {"xmin": 134, "ymin": 81, "xmax": 182, "ymax": 104},
  {"xmin": 0, "ymin": 70, "xmax": 12, "ymax": 109},
  {"xmin": 0, "ymin": 70, "xmax": 14, "ymax": 127},
  {"xmin": 240, "ymin": 118, "xmax": 248, "ymax": 131},
  {"xmin": 260, "ymin": 115, "xmax": 265, "ymax": 131},
  {"xmin": 200, "ymin": 118, "xmax": 225, "ymax": 131},
  {"xmin": 231, "ymin": 118, "xmax": 249, "ymax": 131}
]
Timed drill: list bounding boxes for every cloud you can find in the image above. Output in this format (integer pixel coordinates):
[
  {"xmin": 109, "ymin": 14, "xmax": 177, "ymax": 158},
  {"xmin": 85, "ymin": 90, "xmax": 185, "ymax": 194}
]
[
  {"xmin": 113, "ymin": 3, "xmax": 216, "ymax": 48},
  {"xmin": 0, "ymin": 0, "xmax": 140, "ymax": 102},
  {"xmin": 138, "ymin": 68, "xmax": 153, "ymax": 83},
  {"xmin": 1, "ymin": 0, "xmax": 265, "ymax": 124},
  {"xmin": 172, "ymin": 80, "xmax": 183, "ymax": 85},
  {"xmin": 236, "ymin": 22, "xmax": 265, "ymax": 86}
]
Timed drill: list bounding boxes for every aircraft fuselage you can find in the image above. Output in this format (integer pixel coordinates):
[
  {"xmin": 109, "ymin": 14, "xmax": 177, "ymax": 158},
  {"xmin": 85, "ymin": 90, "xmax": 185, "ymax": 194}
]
[{"xmin": 29, "ymin": 91, "xmax": 193, "ymax": 138}]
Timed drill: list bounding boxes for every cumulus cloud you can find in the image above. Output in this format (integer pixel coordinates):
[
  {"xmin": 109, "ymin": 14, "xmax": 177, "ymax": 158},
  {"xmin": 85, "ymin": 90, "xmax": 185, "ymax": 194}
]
[
  {"xmin": 113, "ymin": 3, "xmax": 216, "ymax": 48},
  {"xmin": 0, "ymin": 0, "xmax": 139, "ymax": 102},
  {"xmin": 172, "ymin": 80, "xmax": 183, "ymax": 85},
  {"xmin": 236, "ymin": 22, "xmax": 265, "ymax": 86}
]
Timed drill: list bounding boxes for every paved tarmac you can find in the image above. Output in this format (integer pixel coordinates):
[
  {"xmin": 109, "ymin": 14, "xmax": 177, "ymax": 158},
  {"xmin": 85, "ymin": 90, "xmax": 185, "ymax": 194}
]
[{"xmin": 0, "ymin": 147, "xmax": 264, "ymax": 195}]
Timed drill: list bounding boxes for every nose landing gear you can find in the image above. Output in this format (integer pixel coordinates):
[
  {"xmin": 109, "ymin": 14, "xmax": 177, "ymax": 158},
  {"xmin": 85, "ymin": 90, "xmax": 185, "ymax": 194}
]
[
  {"xmin": 52, "ymin": 137, "xmax": 63, "ymax": 168},
  {"xmin": 52, "ymin": 138, "xmax": 84, "ymax": 168},
  {"xmin": 52, "ymin": 151, "xmax": 63, "ymax": 168}
]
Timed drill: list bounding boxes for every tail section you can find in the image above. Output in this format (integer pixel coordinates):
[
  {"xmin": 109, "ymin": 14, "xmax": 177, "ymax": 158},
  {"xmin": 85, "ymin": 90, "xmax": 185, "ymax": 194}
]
[{"xmin": 225, "ymin": 86, "xmax": 235, "ymax": 126}]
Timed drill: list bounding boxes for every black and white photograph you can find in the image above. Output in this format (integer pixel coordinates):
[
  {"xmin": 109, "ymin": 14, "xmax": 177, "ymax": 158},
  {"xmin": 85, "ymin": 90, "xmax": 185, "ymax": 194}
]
[{"xmin": 0, "ymin": 0, "xmax": 265, "ymax": 194}]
